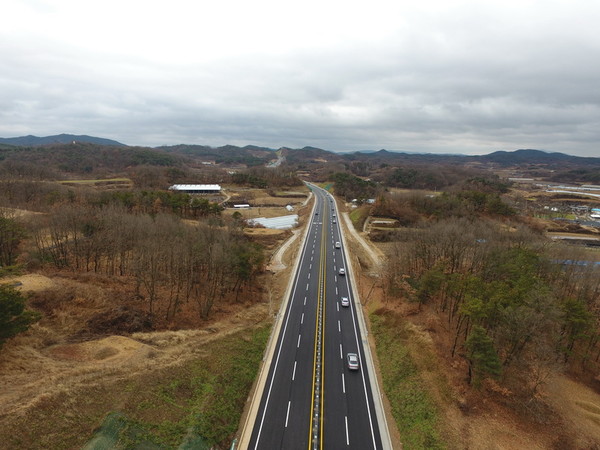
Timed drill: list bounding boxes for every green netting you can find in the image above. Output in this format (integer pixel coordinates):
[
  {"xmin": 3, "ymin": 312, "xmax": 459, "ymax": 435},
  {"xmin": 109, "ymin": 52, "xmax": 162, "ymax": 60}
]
[
  {"xmin": 83, "ymin": 412, "xmax": 128, "ymax": 450},
  {"xmin": 177, "ymin": 428, "xmax": 211, "ymax": 450},
  {"xmin": 83, "ymin": 412, "xmax": 210, "ymax": 450}
]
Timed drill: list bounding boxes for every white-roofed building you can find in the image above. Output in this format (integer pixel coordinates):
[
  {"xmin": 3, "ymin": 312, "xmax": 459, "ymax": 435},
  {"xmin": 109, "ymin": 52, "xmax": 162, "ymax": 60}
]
[{"xmin": 169, "ymin": 184, "xmax": 221, "ymax": 194}]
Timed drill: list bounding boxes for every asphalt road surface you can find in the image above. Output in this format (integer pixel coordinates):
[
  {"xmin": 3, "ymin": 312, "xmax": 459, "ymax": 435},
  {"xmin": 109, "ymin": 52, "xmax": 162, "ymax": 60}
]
[{"xmin": 248, "ymin": 186, "xmax": 383, "ymax": 449}]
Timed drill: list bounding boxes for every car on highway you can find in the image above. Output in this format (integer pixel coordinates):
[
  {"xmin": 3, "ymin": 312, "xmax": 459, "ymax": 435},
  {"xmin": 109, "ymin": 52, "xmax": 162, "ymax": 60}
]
[
  {"xmin": 335, "ymin": 241, "xmax": 341, "ymax": 248},
  {"xmin": 338, "ymin": 267, "xmax": 345, "ymax": 276},
  {"xmin": 333, "ymin": 219, "xmax": 336, "ymax": 224},
  {"xmin": 347, "ymin": 353, "xmax": 360, "ymax": 370},
  {"xmin": 341, "ymin": 296, "xmax": 349, "ymax": 307}
]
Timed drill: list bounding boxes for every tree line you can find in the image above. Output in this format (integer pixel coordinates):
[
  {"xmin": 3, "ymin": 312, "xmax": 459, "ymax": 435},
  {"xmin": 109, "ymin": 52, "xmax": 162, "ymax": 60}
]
[
  {"xmin": 370, "ymin": 188, "xmax": 515, "ymax": 229},
  {"xmin": 230, "ymin": 167, "xmax": 303, "ymax": 189},
  {"xmin": 0, "ymin": 143, "xmax": 181, "ymax": 177},
  {"xmin": 330, "ymin": 172, "xmax": 378, "ymax": 201}
]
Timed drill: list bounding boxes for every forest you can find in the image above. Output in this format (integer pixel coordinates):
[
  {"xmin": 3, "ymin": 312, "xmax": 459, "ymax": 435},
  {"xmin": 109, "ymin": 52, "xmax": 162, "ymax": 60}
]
[
  {"xmin": 0, "ymin": 169, "xmax": 269, "ymax": 342},
  {"xmin": 378, "ymin": 196, "xmax": 600, "ymax": 395}
]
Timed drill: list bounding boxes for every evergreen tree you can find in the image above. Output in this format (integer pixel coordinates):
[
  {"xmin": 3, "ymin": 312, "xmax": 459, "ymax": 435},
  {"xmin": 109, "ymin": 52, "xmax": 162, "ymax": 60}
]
[
  {"xmin": 0, "ymin": 285, "xmax": 41, "ymax": 350},
  {"xmin": 465, "ymin": 325, "xmax": 501, "ymax": 386}
]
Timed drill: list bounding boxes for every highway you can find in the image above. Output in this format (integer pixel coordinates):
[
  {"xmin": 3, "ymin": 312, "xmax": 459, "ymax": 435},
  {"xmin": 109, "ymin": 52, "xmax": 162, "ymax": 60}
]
[{"xmin": 246, "ymin": 185, "xmax": 384, "ymax": 449}]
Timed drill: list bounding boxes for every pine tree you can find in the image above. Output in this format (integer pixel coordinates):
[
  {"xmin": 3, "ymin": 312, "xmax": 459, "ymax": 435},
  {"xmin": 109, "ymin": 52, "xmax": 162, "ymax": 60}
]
[
  {"xmin": 0, "ymin": 285, "xmax": 40, "ymax": 350},
  {"xmin": 465, "ymin": 325, "xmax": 501, "ymax": 386}
]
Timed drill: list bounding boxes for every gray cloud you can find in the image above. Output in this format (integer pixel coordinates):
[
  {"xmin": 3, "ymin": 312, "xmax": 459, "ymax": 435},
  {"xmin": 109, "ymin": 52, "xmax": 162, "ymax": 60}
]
[{"xmin": 1, "ymin": 1, "xmax": 600, "ymax": 156}]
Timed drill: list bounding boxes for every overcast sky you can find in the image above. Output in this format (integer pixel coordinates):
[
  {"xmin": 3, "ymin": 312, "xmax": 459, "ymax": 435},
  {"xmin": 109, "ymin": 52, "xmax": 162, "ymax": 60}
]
[{"xmin": 2, "ymin": 0, "xmax": 600, "ymax": 156}]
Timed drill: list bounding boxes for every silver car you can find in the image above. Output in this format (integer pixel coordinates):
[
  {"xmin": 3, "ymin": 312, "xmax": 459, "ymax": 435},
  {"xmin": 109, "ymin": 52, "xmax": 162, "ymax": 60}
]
[
  {"xmin": 338, "ymin": 268, "xmax": 345, "ymax": 276},
  {"xmin": 341, "ymin": 296, "xmax": 349, "ymax": 307},
  {"xmin": 347, "ymin": 353, "xmax": 359, "ymax": 370}
]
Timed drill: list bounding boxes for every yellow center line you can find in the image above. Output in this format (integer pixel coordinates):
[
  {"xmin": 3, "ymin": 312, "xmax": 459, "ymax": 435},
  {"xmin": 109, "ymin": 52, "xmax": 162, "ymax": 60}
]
[{"xmin": 320, "ymin": 211, "xmax": 327, "ymax": 449}]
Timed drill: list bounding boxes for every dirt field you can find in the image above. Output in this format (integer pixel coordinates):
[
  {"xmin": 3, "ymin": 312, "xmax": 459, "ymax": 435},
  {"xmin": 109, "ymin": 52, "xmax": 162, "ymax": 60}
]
[{"xmin": 223, "ymin": 186, "xmax": 309, "ymax": 209}]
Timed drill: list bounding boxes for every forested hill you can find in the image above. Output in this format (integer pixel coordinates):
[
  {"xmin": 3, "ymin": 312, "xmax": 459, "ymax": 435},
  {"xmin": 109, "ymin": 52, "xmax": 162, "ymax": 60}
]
[
  {"xmin": 475, "ymin": 149, "xmax": 600, "ymax": 166},
  {"xmin": 2, "ymin": 135, "xmax": 598, "ymax": 178},
  {"xmin": 158, "ymin": 144, "xmax": 275, "ymax": 167},
  {"xmin": 0, "ymin": 134, "xmax": 125, "ymax": 147},
  {"xmin": 0, "ymin": 142, "xmax": 181, "ymax": 178}
]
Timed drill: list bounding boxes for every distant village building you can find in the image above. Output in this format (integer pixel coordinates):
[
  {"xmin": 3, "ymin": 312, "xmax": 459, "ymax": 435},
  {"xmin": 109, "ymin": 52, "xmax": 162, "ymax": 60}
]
[
  {"xmin": 570, "ymin": 205, "xmax": 590, "ymax": 213},
  {"xmin": 168, "ymin": 184, "xmax": 221, "ymax": 194}
]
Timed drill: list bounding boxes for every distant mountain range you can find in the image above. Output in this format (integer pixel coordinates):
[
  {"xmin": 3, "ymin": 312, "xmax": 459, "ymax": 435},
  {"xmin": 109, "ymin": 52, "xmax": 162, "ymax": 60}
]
[
  {"xmin": 0, "ymin": 134, "xmax": 125, "ymax": 147},
  {"xmin": 1, "ymin": 134, "xmax": 599, "ymax": 168}
]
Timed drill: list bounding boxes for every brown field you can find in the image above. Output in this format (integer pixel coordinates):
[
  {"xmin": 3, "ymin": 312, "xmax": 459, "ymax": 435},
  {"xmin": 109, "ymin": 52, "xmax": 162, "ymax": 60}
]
[
  {"xmin": 388, "ymin": 187, "xmax": 440, "ymax": 196},
  {"xmin": 58, "ymin": 178, "xmax": 133, "ymax": 190},
  {"xmin": 252, "ymin": 196, "xmax": 304, "ymax": 206}
]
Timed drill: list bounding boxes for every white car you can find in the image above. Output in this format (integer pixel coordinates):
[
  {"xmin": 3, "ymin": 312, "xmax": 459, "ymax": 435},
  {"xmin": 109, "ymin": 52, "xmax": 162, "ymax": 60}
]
[
  {"xmin": 347, "ymin": 353, "xmax": 360, "ymax": 370},
  {"xmin": 339, "ymin": 268, "xmax": 345, "ymax": 276},
  {"xmin": 335, "ymin": 241, "xmax": 341, "ymax": 249},
  {"xmin": 341, "ymin": 296, "xmax": 349, "ymax": 307}
]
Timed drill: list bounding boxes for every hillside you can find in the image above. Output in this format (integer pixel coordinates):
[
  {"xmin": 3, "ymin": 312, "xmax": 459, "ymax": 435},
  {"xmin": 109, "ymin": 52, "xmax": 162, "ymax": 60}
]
[
  {"xmin": 1, "ymin": 135, "xmax": 599, "ymax": 187},
  {"xmin": 475, "ymin": 148, "xmax": 600, "ymax": 166},
  {"xmin": 0, "ymin": 142, "xmax": 181, "ymax": 178},
  {"xmin": 158, "ymin": 144, "xmax": 275, "ymax": 166},
  {"xmin": 0, "ymin": 134, "xmax": 125, "ymax": 147}
]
